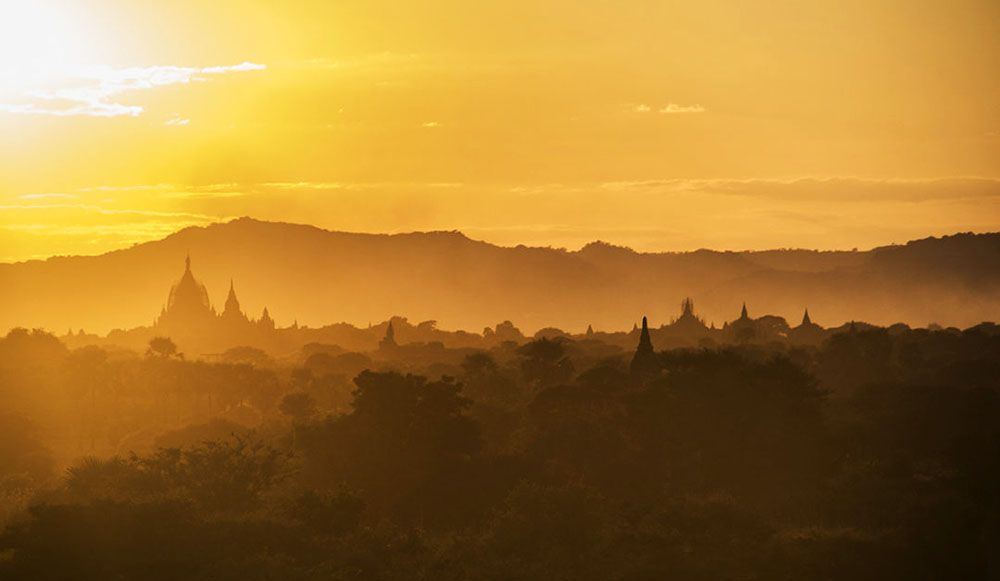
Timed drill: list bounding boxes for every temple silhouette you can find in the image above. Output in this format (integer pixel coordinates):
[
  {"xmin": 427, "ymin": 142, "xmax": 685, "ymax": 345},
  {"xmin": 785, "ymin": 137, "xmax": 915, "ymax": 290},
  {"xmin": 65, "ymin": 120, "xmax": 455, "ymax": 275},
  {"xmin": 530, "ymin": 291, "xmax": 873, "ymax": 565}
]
[
  {"xmin": 60, "ymin": 257, "xmax": 845, "ymax": 358},
  {"xmin": 152, "ymin": 255, "xmax": 277, "ymax": 349},
  {"xmin": 629, "ymin": 316, "xmax": 658, "ymax": 376},
  {"xmin": 627, "ymin": 297, "xmax": 836, "ymax": 365}
]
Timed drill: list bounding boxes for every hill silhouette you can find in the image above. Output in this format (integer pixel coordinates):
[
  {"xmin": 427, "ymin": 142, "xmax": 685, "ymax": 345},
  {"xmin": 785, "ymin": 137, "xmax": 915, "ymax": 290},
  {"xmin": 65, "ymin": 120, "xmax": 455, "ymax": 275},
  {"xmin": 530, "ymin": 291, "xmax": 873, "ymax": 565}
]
[{"xmin": 1, "ymin": 217, "xmax": 997, "ymax": 333}]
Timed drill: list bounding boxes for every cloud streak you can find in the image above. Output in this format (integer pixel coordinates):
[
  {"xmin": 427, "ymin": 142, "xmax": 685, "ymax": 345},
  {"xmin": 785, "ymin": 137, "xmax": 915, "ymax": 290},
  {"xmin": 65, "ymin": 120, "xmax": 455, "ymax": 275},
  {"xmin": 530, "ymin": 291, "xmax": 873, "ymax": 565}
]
[
  {"xmin": 659, "ymin": 103, "xmax": 705, "ymax": 114},
  {"xmin": 2, "ymin": 176, "xmax": 997, "ymax": 262},
  {"xmin": 0, "ymin": 203, "xmax": 219, "ymax": 221},
  {"xmin": 0, "ymin": 62, "xmax": 266, "ymax": 118},
  {"xmin": 17, "ymin": 193, "xmax": 79, "ymax": 201},
  {"xmin": 631, "ymin": 103, "xmax": 706, "ymax": 114},
  {"xmin": 597, "ymin": 177, "xmax": 1000, "ymax": 201}
]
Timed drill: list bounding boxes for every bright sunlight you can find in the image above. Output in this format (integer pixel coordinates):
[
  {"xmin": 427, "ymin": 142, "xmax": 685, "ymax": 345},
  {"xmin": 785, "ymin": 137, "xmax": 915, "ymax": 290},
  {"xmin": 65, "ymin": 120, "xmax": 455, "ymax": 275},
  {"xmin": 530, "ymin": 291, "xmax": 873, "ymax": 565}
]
[{"xmin": 0, "ymin": 0, "xmax": 101, "ymax": 95}]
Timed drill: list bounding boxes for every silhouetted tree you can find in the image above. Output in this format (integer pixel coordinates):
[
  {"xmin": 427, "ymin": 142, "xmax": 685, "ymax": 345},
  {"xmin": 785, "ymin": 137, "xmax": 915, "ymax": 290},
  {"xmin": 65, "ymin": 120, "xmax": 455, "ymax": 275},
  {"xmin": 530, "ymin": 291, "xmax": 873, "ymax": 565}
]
[
  {"xmin": 146, "ymin": 337, "xmax": 179, "ymax": 359},
  {"xmin": 280, "ymin": 392, "xmax": 317, "ymax": 423},
  {"xmin": 518, "ymin": 338, "xmax": 575, "ymax": 390}
]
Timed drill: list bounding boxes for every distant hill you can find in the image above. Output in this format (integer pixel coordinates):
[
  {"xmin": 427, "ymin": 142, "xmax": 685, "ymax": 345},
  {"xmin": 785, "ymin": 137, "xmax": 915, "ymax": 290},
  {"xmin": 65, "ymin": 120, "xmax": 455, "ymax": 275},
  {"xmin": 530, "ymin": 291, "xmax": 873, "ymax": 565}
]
[{"xmin": 1, "ymin": 218, "xmax": 997, "ymax": 334}]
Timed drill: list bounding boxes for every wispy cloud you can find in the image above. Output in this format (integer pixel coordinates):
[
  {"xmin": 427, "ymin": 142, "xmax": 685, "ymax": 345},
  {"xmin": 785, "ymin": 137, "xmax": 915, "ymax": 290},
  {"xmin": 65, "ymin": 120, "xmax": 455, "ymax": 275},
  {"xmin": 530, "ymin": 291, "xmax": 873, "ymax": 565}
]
[
  {"xmin": 659, "ymin": 103, "xmax": 705, "ymax": 114},
  {"xmin": 165, "ymin": 116, "xmax": 191, "ymax": 126},
  {"xmin": 0, "ymin": 203, "xmax": 219, "ymax": 220},
  {"xmin": 306, "ymin": 52, "xmax": 422, "ymax": 71},
  {"xmin": 160, "ymin": 190, "xmax": 245, "ymax": 200},
  {"xmin": 302, "ymin": 52, "xmax": 524, "ymax": 76},
  {"xmin": 75, "ymin": 184, "xmax": 174, "ymax": 195},
  {"xmin": 631, "ymin": 103, "xmax": 706, "ymax": 114},
  {"xmin": 16, "ymin": 193, "xmax": 79, "ymax": 201},
  {"xmin": 0, "ymin": 62, "xmax": 266, "ymax": 118},
  {"xmin": 259, "ymin": 181, "xmax": 464, "ymax": 191},
  {"xmin": 598, "ymin": 176, "xmax": 1000, "ymax": 201},
  {"xmin": 3, "ymin": 176, "xmax": 997, "ymax": 263}
]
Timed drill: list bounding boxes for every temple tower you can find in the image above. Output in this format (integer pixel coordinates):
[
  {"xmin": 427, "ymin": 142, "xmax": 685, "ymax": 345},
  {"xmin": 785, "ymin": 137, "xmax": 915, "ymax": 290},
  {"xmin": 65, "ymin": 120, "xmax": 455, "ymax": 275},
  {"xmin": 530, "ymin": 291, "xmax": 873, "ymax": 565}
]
[
  {"xmin": 379, "ymin": 320, "xmax": 398, "ymax": 351},
  {"xmin": 630, "ymin": 316, "xmax": 659, "ymax": 376},
  {"xmin": 155, "ymin": 254, "xmax": 216, "ymax": 332},
  {"xmin": 220, "ymin": 279, "xmax": 248, "ymax": 324}
]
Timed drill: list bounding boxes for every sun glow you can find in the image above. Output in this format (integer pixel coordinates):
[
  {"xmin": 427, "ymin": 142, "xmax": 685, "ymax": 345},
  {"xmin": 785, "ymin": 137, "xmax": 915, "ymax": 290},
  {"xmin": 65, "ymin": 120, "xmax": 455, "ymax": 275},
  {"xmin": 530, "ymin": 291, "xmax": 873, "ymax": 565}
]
[
  {"xmin": 0, "ymin": 1, "xmax": 103, "ymax": 95},
  {"xmin": 0, "ymin": 0, "xmax": 996, "ymax": 263}
]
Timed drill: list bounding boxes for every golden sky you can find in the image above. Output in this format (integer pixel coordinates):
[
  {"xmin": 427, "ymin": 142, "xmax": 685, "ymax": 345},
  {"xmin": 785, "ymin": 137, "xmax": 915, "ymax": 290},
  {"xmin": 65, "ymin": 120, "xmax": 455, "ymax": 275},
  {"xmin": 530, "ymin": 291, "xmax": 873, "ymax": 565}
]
[{"xmin": 1, "ymin": 0, "xmax": 998, "ymax": 261}]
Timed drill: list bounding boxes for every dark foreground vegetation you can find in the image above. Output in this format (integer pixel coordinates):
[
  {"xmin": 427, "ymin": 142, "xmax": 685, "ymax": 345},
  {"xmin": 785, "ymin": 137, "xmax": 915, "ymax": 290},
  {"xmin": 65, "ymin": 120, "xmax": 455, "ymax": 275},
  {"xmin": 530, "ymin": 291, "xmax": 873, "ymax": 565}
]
[{"xmin": 1, "ymin": 323, "xmax": 999, "ymax": 579}]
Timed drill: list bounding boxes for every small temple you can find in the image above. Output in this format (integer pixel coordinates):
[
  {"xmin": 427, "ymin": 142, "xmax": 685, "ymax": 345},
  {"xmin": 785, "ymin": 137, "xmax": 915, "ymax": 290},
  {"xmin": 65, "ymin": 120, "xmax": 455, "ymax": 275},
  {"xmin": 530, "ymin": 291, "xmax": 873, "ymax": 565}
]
[
  {"xmin": 663, "ymin": 297, "xmax": 709, "ymax": 339},
  {"xmin": 788, "ymin": 308, "xmax": 825, "ymax": 345},
  {"xmin": 726, "ymin": 302, "xmax": 757, "ymax": 343},
  {"xmin": 379, "ymin": 320, "xmax": 398, "ymax": 351}
]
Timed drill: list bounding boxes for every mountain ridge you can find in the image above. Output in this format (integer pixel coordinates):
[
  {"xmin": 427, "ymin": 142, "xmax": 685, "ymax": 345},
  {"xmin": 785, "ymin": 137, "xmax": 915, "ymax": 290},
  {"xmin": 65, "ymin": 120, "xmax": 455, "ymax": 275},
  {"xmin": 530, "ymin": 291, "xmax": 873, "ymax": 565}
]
[
  {"xmin": 11, "ymin": 216, "xmax": 990, "ymax": 266},
  {"xmin": 1, "ymin": 217, "xmax": 997, "ymax": 333}
]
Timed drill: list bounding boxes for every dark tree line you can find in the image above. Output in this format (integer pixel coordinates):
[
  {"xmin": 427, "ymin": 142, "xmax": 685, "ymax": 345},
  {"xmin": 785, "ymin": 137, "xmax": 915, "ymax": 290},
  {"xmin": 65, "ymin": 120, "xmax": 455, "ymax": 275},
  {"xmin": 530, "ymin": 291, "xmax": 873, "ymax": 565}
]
[{"xmin": 0, "ymin": 324, "xmax": 998, "ymax": 579}]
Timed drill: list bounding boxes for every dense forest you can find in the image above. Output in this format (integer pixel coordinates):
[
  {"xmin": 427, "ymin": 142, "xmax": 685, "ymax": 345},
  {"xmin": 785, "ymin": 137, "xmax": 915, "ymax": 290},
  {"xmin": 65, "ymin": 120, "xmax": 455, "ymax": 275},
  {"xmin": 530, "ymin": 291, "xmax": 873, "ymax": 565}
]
[{"xmin": 1, "ymin": 322, "xmax": 998, "ymax": 579}]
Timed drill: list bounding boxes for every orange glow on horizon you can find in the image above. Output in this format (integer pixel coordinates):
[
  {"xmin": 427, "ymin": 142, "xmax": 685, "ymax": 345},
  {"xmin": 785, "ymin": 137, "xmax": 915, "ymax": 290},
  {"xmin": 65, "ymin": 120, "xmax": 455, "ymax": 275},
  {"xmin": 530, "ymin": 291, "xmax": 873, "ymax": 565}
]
[{"xmin": 0, "ymin": 0, "xmax": 998, "ymax": 261}]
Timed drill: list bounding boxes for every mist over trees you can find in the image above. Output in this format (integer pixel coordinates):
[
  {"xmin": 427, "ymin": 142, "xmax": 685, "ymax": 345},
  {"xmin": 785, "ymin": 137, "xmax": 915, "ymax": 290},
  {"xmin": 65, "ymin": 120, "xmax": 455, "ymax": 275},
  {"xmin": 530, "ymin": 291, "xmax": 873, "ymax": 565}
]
[
  {"xmin": 2, "ymin": 219, "xmax": 998, "ymax": 335},
  {"xmin": 1, "ymin": 316, "xmax": 998, "ymax": 579},
  {"xmin": 1, "ymin": 222, "xmax": 998, "ymax": 578}
]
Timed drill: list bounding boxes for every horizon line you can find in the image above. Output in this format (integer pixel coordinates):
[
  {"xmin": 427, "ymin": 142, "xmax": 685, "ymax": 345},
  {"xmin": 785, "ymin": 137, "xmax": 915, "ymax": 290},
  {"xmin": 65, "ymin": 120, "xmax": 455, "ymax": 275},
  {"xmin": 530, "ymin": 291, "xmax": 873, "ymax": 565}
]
[{"xmin": 3, "ymin": 216, "xmax": 998, "ymax": 266}]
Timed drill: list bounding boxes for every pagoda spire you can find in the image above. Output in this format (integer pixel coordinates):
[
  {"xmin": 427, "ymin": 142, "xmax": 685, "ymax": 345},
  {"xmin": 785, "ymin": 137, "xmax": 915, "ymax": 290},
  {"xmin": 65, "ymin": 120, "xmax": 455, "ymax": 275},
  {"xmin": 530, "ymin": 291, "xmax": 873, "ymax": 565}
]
[
  {"xmin": 638, "ymin": 317, "xmax": 652, "ymax": 349},
  {"xmin": 159, "ymin": 252, "xmax": 214, "ymax": 330},
  {"xmin": 227, "ymin": 279, "xmax": 237, "ymax": 301},
  {"xmin": 258, "ymin": 306, "xmax": 275, "ymax": 329},
  {"xmin": 740, "ymin": 302, "xmax": 749, "ymax": 320},
  {"xmin": 802, "ymin": 308, "xmax": 812, "ymax": 326},
  {"xmin": 379, "ymin": 320, "xmax": 398, "ymax": 350},
  {"xmin": 630, "ymin": 316, "xmax": 658, "ymax": 376},
  {"xmin": 221, "ymin": 278, "xmax": 244, "ymax": 321}
]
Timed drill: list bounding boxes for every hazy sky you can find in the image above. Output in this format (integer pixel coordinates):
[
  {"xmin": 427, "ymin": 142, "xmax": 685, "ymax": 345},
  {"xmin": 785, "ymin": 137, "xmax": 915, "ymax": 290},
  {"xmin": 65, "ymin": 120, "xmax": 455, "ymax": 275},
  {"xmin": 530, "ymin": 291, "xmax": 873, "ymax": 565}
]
[{"xmin": 1, "ymin": 0, "xmax": 998, "ymax": 261}]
